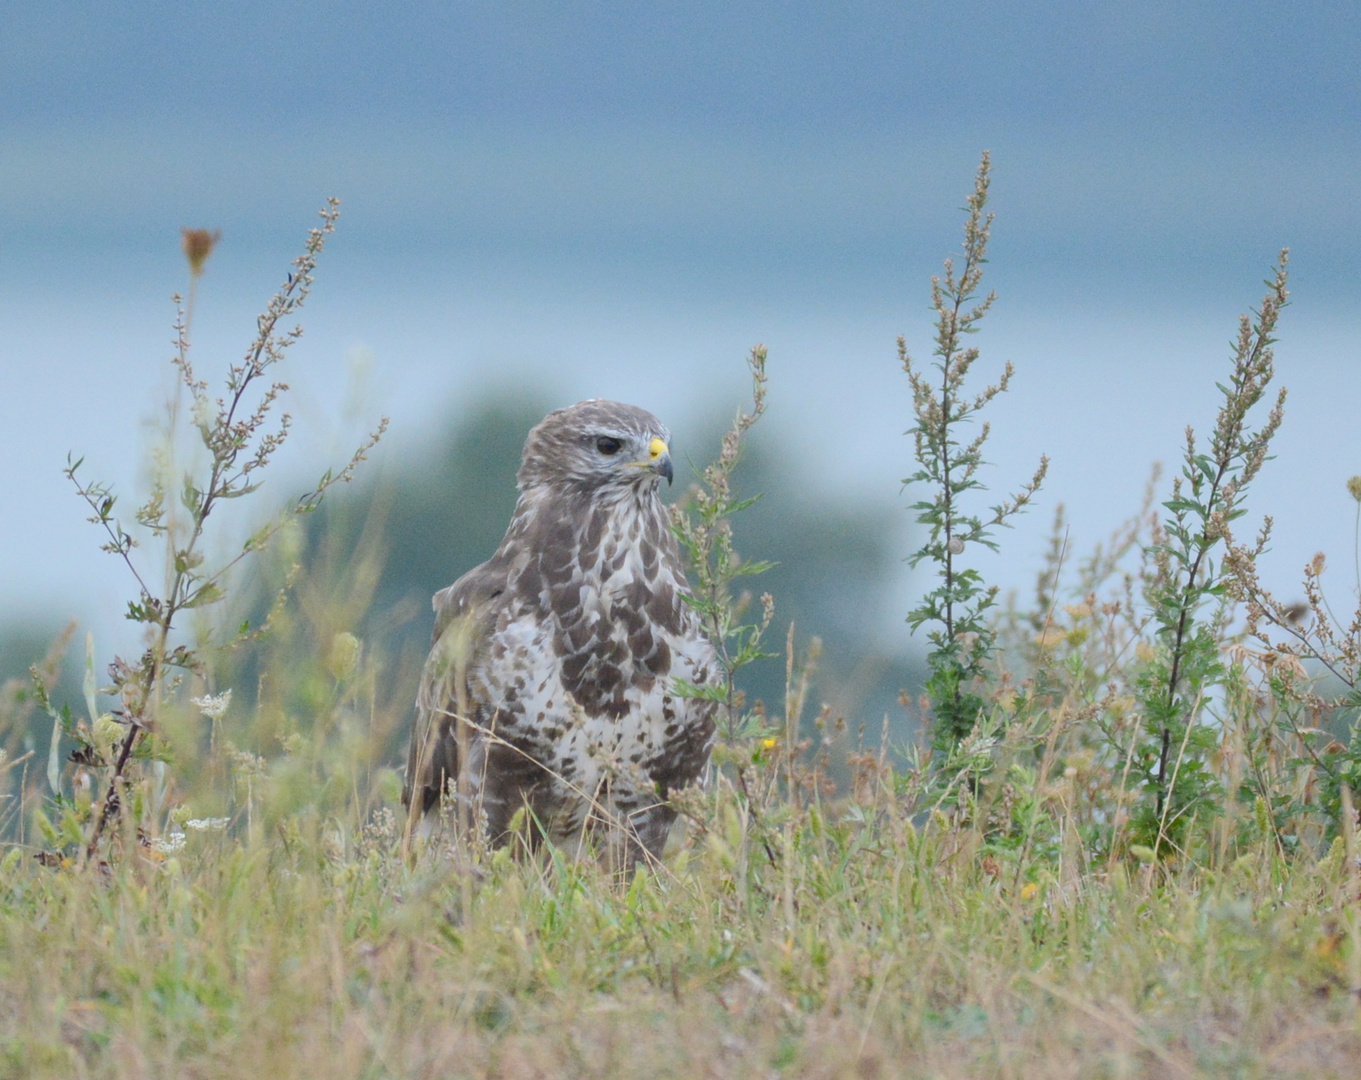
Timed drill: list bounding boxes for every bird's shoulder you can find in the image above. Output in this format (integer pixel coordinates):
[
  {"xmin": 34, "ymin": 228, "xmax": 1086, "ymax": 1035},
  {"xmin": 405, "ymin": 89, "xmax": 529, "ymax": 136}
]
[{"xmin": 431, "ymin": 556, "xmax": 514, "ymax": 645}]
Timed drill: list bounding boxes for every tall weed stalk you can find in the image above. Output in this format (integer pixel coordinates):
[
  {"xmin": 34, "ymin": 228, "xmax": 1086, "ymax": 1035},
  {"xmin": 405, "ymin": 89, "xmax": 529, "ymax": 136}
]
[
  {"xmin": 60, "ymin": 204, "xmax": 386, "ymax": 861},
  {"xmin": 1128, "ymin": 254, "xmax": 1288, "ymax": 856},
  {"xmin": 900, "ymin": 152, "xmax": 1047, "ymax": 754},
  {"xmin": 671, "ymin": 346, "xmax": 784, "ymax": 864},
  {"xmin": 671, "ymin": 345, "xmax": 776, "ymax": 745}
]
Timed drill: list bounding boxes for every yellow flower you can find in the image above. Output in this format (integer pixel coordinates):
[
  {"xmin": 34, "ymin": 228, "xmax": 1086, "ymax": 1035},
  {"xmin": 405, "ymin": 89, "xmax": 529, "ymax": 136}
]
[
  {"xmin": 1020, "ymin": 882, "xmax": 1039, "ymax": 901},
  {"xmin": 1035, "ymin": 626, "xmax": 1065, "ymax": 648},
  {"xmin": 761, "ymin": 738, "xmax": 778, "ymax": 750}
]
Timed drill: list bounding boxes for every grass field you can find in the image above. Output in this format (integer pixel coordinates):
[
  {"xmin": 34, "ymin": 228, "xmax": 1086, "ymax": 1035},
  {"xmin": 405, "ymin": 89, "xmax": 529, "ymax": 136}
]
[
  {"xmin": 2, "ymin": 776, "xmax": 1359, "ymax": 1078},
  {"xmin": 3, "ymin": 162, "xmax": 1361, "ymax": 1078}
]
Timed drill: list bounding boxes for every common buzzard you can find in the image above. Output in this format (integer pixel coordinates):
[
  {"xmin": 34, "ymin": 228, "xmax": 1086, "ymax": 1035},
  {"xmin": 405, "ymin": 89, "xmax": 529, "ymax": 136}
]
[{"xmin": 403, "ymin": 400, "xmax": 720, "ymax": 868}]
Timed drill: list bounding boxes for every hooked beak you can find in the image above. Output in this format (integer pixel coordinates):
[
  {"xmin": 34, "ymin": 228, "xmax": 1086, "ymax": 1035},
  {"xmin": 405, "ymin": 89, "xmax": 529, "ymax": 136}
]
[{"xmin": 647, "ymin": 436, "xmax": 674, "ymax": 485}]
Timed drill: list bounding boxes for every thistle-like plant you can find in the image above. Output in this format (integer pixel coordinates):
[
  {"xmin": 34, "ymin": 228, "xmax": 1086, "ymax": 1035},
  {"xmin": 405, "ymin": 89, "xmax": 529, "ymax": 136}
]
[
  {"xmin": 900, "ymin": 153, "xmax": 1047, "ymax": 753},
  {"xmin": 64, "ymin": 202, "xmax": 386, "ymax": 859}
]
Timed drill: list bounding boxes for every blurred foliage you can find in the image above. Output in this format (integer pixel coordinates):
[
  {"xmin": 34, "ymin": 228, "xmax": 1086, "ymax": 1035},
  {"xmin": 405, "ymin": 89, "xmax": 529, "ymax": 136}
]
[
  {"xmin": 690, "ymin": 414, "xmax": 923, "ymax": 728},
  {"xmin": 0, "ymin": 623, "xmax": 80, "ymax": 771},
  {"xmin": 0, "ymin": 624, "xmax": 80, "ymax": 726}
]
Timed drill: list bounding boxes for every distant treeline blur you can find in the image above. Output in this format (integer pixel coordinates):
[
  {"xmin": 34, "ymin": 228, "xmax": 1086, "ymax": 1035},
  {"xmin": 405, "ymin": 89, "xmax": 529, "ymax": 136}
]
[{"xmin": 0, "ymin": 389, "xmax": 925, "ymax": 773}]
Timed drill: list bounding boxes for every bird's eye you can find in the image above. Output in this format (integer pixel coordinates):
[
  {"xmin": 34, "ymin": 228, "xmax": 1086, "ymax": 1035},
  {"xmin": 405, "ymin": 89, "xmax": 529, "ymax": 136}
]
[{"xmin": 595, "ymin": 436, "xmax": 623, "ymax": 456}]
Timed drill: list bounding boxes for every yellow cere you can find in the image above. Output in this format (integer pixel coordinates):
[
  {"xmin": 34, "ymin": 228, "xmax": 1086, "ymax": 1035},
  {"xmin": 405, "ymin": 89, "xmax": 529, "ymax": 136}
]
[{"xmin": 649, "ymin": 437, "xmax": 668, "ymax": 460}]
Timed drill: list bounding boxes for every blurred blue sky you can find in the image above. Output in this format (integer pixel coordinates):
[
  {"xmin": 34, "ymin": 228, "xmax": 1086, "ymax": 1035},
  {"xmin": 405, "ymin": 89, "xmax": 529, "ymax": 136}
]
[{"xmin": 2, "ymin": 2, "xmax": 1359, "ymax": 660}]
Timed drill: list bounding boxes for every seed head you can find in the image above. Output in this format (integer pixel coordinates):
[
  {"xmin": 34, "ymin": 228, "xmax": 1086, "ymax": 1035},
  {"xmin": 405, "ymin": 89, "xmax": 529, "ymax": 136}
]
[
  {"xmin": 181, "ymin": 228, "xmax": 221, "ymax": 277},
  {"xmin": 1347, "ymin": 476, "xmax": 1361, "ymax": 503},
  {"xmin": 328, "ymin": 632, "xmax": 361, "ymax": 682}
]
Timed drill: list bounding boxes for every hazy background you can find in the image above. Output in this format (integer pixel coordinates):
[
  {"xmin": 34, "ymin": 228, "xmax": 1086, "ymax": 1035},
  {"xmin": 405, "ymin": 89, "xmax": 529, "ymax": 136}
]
[{"xmin": 2, "ymin": 2, "xmax": 1358, "ymax": 729}]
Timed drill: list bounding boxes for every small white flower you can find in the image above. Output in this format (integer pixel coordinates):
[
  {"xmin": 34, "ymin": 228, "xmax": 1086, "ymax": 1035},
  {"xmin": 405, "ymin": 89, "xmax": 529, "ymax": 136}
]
[
  {"xmin": 153, "ymin": 832, "xmax": 186, "ymax": 854},
  {"xmin": 191, "ymin": 689, "xmax": 232, "ymax": 720},
  {"xmin": 185, "ymin": 817, "xmax": 230, "ymax": 831}
]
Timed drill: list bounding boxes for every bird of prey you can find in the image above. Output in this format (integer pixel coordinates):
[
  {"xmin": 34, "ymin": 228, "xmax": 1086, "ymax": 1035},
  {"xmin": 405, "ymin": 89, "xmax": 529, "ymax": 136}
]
[{"xmin": 403, "ymin": 400, "xmax": 720, "ymax": 868}]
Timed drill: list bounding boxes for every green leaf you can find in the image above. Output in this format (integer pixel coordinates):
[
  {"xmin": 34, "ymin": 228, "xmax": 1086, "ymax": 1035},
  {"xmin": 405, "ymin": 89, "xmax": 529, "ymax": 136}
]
[
  {"xmin": 216, "ymin": 480, "xmax": 263, "ymax": 500},
  {"xmin": 726, "ymin": 493, "xmax": 765, "ymax": 514},
  {"xmin": 671, "ymin": 678, "xmax": 727, "ymax": 702},
  {"xmin": 183, "ymin": 582, "xmax": 225, "ymax": 609},
  {"xmin": 46, "ymin": 710, "xmax": 62, "ymax": 797},
  {"xmin": 83, "ymin": 632, "xmax": 98, "ymax": 726},
  {"xmin": 174, "ymin": 548, "xmax": 205, "ymax": 574}
]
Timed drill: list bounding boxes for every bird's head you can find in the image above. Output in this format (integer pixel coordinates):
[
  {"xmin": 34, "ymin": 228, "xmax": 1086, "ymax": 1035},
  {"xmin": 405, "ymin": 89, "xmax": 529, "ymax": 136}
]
[{"xmin": 518, "ymin": 399, "xmax": 675, "ymax": 493}]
